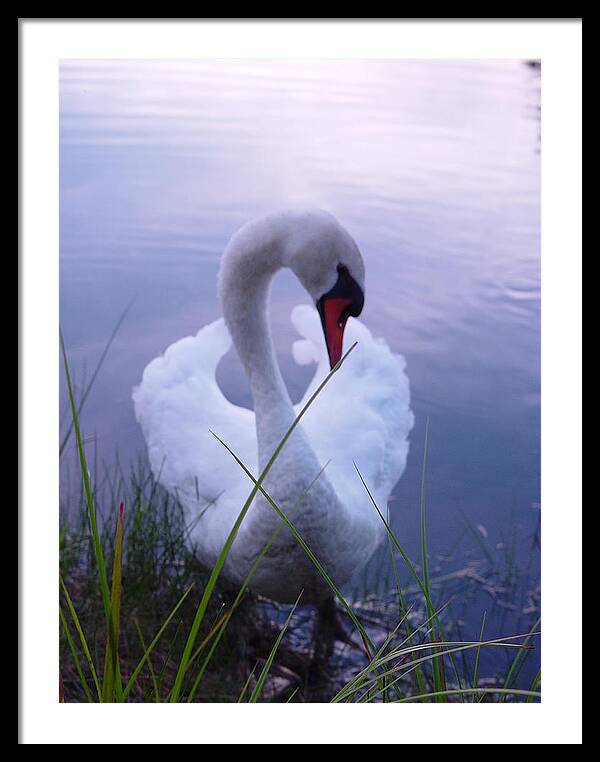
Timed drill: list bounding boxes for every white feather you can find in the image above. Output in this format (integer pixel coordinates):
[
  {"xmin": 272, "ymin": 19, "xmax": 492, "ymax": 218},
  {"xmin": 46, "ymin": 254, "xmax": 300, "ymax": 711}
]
[{"xmin": 133, "ymin": 210, "xmax": 414, "ymax": 603}]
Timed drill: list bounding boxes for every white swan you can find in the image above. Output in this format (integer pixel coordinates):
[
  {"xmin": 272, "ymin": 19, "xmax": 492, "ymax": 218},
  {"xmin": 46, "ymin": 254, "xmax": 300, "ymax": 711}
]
[{"xmin": 133, "ymin": 209, "xmax": 414, "ymax": 606}]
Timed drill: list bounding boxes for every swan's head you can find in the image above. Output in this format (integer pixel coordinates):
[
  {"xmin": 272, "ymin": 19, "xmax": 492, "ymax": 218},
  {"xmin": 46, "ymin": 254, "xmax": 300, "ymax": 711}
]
[
  {"xmin": 314, "ymin": 262, "xmax": 364, "ymax": 369},
  {"xmin": 284, "ymin": 212, "xmax": 365, "ymax": 369}
]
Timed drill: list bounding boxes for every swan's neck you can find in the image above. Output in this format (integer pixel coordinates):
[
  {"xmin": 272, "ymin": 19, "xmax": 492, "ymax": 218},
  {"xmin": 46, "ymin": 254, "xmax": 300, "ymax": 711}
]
[
  {"xmin": 218, "ymin": 217, "xmax": 348, "ymax": 593},
  {"xmin": 219, "ymin": 233, "xmax": 297, "ymax": 468}
]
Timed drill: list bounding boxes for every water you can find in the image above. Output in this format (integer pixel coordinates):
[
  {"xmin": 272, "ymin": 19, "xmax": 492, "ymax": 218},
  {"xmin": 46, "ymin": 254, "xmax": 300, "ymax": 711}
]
[{"xmin": 60, "ymin": 59, "xmax": 540, "ymax": 680}]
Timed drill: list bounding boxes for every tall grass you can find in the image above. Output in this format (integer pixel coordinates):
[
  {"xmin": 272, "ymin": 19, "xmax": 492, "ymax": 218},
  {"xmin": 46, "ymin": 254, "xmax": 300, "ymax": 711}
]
[{"xmin": 59, "ymin": 331, "xmax": 541, "ymax": 703}]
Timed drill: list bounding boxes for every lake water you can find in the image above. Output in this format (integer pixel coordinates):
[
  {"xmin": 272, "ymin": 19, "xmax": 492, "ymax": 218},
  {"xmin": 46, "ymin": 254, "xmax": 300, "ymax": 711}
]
[{"xmin": 60, "ymin": 59, "xmax": 541, "ymax": 679}]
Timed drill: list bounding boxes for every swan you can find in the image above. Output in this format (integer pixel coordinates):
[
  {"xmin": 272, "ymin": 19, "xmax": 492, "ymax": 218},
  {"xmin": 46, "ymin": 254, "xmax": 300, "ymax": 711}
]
[{"xmin": 133, "ymin": 209, "xmax": 414, "ymax": 611}]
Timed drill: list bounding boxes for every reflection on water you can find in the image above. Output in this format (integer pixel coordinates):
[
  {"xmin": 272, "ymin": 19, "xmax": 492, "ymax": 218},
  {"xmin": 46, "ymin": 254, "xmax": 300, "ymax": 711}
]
[{"xmin": 60, "ymin": 59, "xmax": 540, "ymax": 673}]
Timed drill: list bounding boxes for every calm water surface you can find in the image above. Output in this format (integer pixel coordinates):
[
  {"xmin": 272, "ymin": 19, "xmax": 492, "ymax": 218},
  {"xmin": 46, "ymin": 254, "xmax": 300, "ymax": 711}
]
[{"xmin": 60, "ymin": 59, "xmax": 540, "ymax": 668}]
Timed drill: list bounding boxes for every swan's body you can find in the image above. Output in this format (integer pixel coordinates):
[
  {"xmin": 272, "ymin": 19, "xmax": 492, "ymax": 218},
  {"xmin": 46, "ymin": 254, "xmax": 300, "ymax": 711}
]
[{"xmin": 133, "ymin": 210, "xmax": 413, "ymax": 604}]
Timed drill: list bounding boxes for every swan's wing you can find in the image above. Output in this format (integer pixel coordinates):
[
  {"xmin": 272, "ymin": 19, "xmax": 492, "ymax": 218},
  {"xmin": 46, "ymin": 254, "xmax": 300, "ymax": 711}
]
[
  {"xmin": 291, "ymin": 304, "xmax": 414, "ymax": 513},
  {"xmin": 132, "ymin": 318, "xmax": 257, "ymax": 562}
]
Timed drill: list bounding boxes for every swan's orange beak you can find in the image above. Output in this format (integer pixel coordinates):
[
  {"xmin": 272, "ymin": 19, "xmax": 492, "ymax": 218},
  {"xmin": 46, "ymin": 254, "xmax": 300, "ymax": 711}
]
[
  {"xmin": 317, "ymin": 296, "xmax": 353, "ymax": 370},
  {"xmin": 317, "ymin": 264, "xmax": 365, "ymax": 369}
]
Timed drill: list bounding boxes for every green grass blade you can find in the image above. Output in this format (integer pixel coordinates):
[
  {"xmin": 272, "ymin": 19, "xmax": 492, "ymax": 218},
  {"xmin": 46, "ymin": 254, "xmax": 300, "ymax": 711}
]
[
  {"xmin": 165, "ymin": 612, "xmax": 234, "ymax": 703},
  {"xmin": 60, "ymin": 299, "xmax": 134, "ymax": 457},
  {"xmin": 386, "ymin": 536, "xmax": 426, "ymax": 698},
  {"xmin": 353, "ymin": 462, "xmax": 463, "ymax": 694},
  {"xmin": 102, "ymin": 501, "xmax": 124, "ymax": 702},
  {"xmin": 237, "ymin": 661, "xmax": 259, "ymax": 703},
  {"xmin": 418, "ymin": 418, "xmax": 443, "ymax": 700},
  {"xmin": 156, "ymin": 620, "xmax": 184, "ymax": 696},
  {"xmin": 342, "ymin": 634, "xmax": 537, "ymax": 702},
  {"xmin": 60, "ymin": 330, "xmax": 115, "ymax": 688},
  {"xmin": 59, "ymin": 576, "xmax": 102, "ymax": 701},
  {"xmin": 248, "ymin": 591, "xmax": 302, "ymax": 703},
  {"xmin": 331, "ymin": 612, "xmax": 412, "ymax": 702},
  {"xmin": 502, "ymin": 616, "xmax": 541, "ymax": 700},
  {"xmin": 59, "ymin": 606, "xmax": 94, "ymax": 703},
  {"xmin": 133, "ymin": 617, "xmax": 160, "ymax": 702},
  {"xmin": 333, "ymin": 601, "xmax": 454, "ymax": 703},
  {"xmin": 123, "ymin": 583, "xmax": 194, "ymax": 700},
  {"xmin": 527, "ymin": 669, "xmax": 541, "ymax": 702},
  {"xmin": 473, "ymin": 610, "xmax": 487, "ymax": 702},
  {"xmin": 187, "ymin": 605, "xmax": 238, "ymax": 669},
  {"xmin": 169, "ymin": 343, "xmax": 358, "ymax": 702},
  {"xmin": 420, "ymin": 418, "xmax": 431, "ymax": 597},
  {"xmin": 392, "ymin": 687, "xmax": 541, "ymax": 703}
]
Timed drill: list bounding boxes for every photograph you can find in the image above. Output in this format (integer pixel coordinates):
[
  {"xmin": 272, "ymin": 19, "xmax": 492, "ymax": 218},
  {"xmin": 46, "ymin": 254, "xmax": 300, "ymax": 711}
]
[
  {"xmin": 18, "ymin": 18, "xmax": 582, "ymax": 745},
  {"xmin": 58, "ymin": 56, "xmax": 541, "ymax": 704}
]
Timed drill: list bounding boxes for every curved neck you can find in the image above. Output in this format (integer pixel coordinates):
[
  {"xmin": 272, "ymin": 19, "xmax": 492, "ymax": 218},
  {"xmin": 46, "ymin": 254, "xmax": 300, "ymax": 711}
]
[
  {"xmin": 218, "ymin": 217, "xmax": 346, "ymax": 567},
  {"xmin": 219, "ymin": 232, "xmax": 297, "ymax": 468}
]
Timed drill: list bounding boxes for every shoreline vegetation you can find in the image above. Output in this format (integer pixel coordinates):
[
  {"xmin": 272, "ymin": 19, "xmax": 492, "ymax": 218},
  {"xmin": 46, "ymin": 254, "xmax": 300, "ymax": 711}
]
[{"xmin": 59, "ymin": 326, "xmax": 541, "ymax": 703}]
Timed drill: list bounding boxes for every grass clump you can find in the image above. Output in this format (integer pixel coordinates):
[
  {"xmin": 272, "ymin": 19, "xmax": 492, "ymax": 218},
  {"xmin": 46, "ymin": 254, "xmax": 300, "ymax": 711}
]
[{"xmin": 59, "ymin": 329, "xmax": 541, "ymax": 704}]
